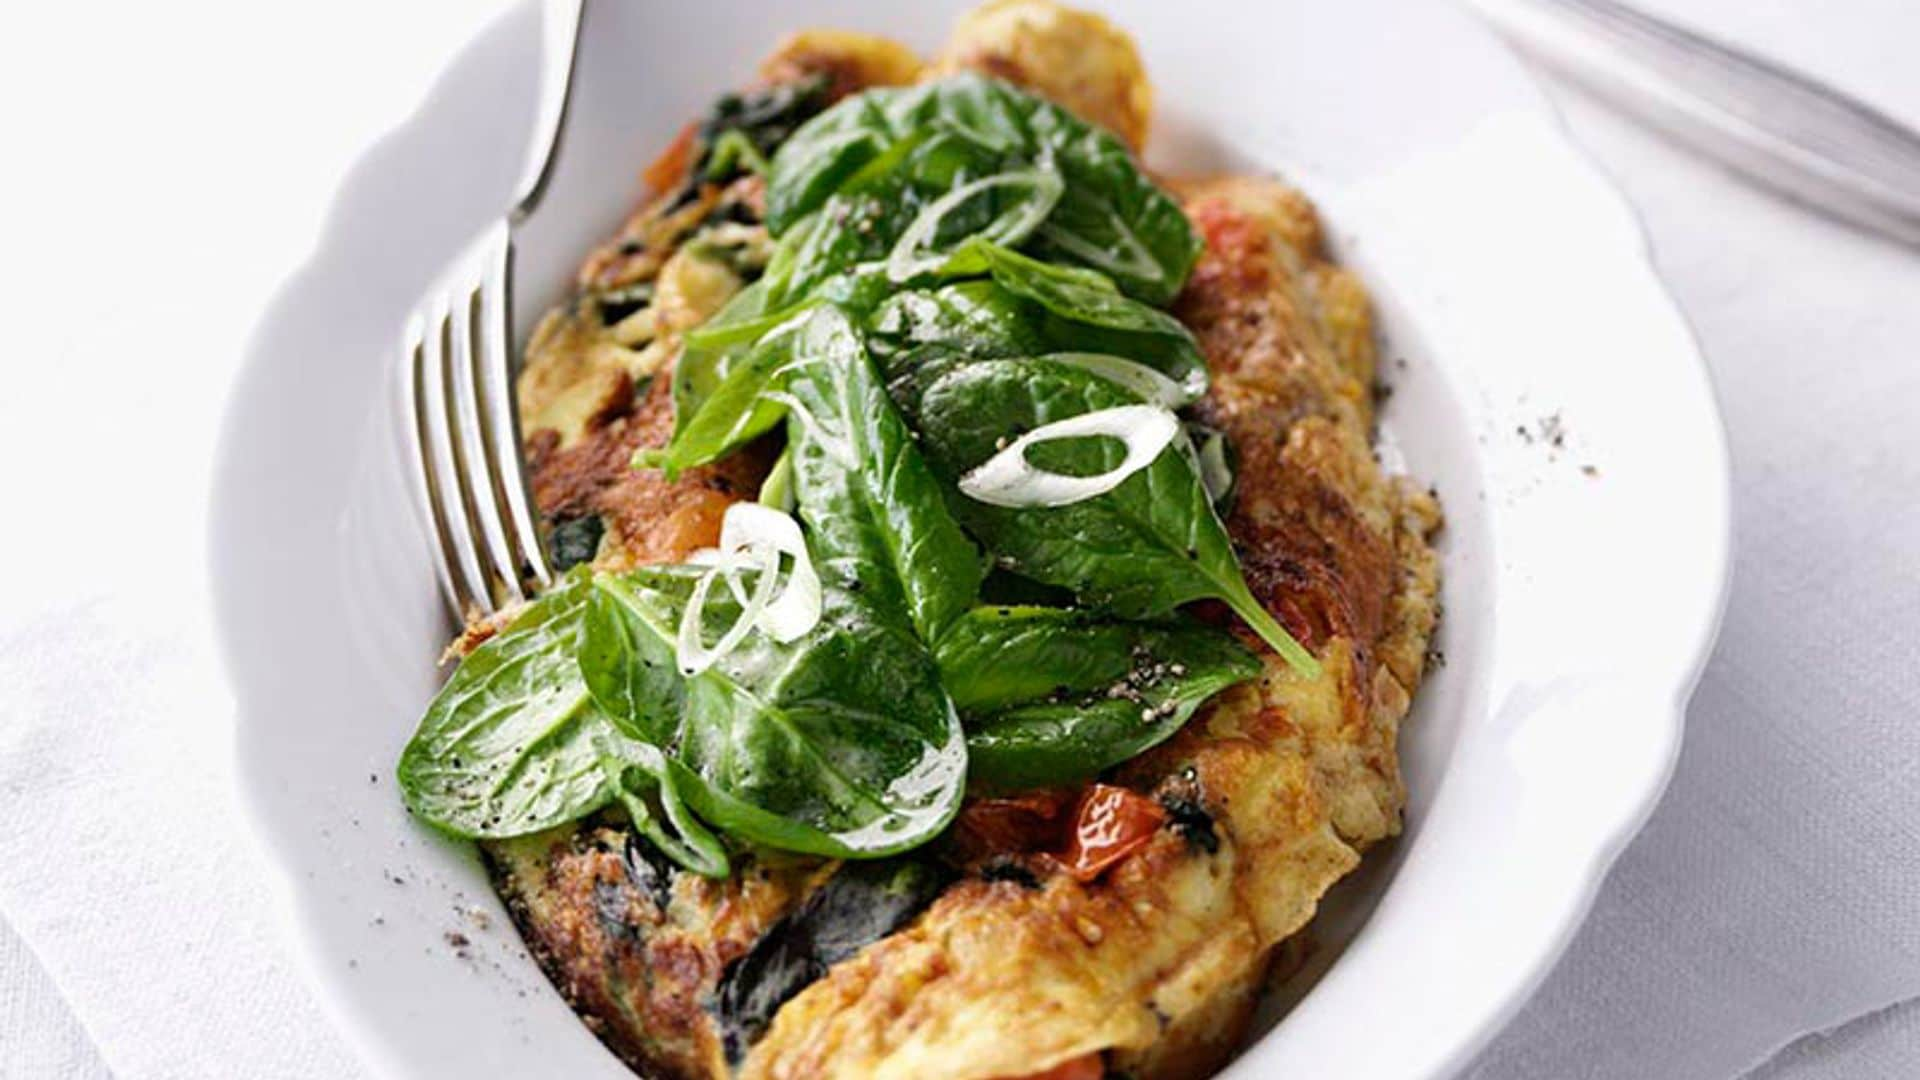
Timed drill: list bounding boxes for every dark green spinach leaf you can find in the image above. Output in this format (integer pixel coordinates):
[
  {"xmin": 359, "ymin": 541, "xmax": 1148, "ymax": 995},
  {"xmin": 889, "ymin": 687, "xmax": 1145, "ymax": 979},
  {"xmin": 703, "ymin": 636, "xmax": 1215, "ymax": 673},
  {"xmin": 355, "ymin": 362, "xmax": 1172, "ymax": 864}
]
[
  {"xmin": 657, "ymin": 267, "xmax": 899, "ymax": 476},
  {"xmin": 598, "ymin": 557, "xmax": 965, "ymax": 859},
  {"xmin": 966, "ymin": 687, "xmax": 1238, "ymax": 792},
  {"xmin": 916, "ymin": 357, "xmax": 1318, "ymax": 675},
  {"xmin": 765, "ymin": 74, "xmax": 1200, "ymax": 304},
  {"xmin": 934, "ymin": 605, "xmax": 1260, "ymax": 789},
  {"xmin": 782, "ymin": 306, "xmax": 983, "ymax": 641},
  {"xmin": 934, "ymin": 605, "xmax": 1255, "ymax": 712},
  {"xmin": 594, "ymin": 735, "xmax": 731, "ymax": 879},
  {"xmin": 593, "ymin": 308, "xmax": 979, "ymax": 858},
  {"xmin": 397, "ymin": 572, "xmax": 729, "ymax": 875},
  {"xmin": 579, "ymin": 576, "xmax": 686, "ymax": 745},
  {"xmin": 868, "ymin": 241, "xmax": 1205, "ymax": 407}
]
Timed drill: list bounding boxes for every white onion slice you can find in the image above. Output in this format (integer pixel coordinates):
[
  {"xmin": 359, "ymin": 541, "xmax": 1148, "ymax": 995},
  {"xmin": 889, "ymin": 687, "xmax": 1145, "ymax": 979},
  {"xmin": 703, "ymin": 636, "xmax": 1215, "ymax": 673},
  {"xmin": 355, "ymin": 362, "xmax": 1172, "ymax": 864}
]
[
  {"xmin": 676, "ymin": 542, "xmax": 778, "ymax": 676},
  {"xmin": 958, "ymin": 405, "xmax": 1180, "ymax": 508},
  {"xmin": 718, "ymin": 503, "xmax": 821, "ymax": 644},
  {"xmin": 886, "ymin": 169, "xmax": 1065, "ymax": 283},
  {"xmin": 1039, "ymin": 352, "xmax": 1206, "ymax": 408},
  {"xmin": 674, "ymin": 504, "xmax": 824, "ymax": 674},
  {"xmin": 683, "ymin": 546, "xmax": 754, "ymax": 608}
]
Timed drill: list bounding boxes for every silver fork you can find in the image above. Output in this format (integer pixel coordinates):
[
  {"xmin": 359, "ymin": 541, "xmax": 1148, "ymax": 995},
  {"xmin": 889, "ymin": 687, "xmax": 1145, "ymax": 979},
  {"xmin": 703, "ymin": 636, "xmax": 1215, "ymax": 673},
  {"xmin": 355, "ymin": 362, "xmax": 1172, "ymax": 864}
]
[{"xmin": 401, "ymin": 0, "xmax": 584, "ymax": 622}]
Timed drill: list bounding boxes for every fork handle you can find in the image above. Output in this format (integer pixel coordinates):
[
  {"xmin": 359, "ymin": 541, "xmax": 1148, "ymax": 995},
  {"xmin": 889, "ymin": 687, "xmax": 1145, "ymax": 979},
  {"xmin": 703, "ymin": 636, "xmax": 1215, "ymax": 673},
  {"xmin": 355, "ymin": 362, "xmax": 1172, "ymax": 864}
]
[
  {"xmin": 1473, "ymin": 0, "xmax": 1920, "ymax": 247},
  {"xmin": 513, "ymin": 0, "xmax": 585, "ymax": 215}
]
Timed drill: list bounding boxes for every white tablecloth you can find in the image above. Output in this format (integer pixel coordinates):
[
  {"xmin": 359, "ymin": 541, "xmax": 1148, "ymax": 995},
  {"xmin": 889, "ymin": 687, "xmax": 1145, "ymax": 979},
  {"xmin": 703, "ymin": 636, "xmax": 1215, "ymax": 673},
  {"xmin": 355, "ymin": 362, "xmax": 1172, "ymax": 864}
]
[{"xmin": 2, "ymin": 2, "xmax": 1916, "ymax": 1077}]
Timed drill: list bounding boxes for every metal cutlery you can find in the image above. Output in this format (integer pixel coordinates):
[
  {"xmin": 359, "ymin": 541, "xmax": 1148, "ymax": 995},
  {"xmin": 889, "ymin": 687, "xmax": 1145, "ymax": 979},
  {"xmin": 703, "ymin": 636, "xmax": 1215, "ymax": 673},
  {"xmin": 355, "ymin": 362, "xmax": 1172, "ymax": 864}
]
[
  {"xmin": 400, "ymin": 0, "xmax": 583, "ymax": 621},
  {"xmin": 1473, "ymin": 0, "xmax": 1920, "ymax": 248}
]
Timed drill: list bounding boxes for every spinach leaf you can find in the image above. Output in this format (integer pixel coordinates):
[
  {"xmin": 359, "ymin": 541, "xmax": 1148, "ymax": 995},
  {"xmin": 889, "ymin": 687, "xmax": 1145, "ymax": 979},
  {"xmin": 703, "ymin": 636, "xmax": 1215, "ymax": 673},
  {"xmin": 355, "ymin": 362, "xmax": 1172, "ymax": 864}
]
[
  {"xmin": 657, "ymin": 267, "xmax": 899, "ymax": 476},
  {"xmin": 933, "ymin": 605, "xmax": 1254, "ymax": 712},
  {"xmin": 654, "ymin": 317, "xmax": 802, "ymax": 477},
  {"xmin": 977, "ymin": 567, "xmax": 1078, "ymax": 609},
  {"xmin": 967, "ymin": 242, "xmax": 1203, "ymax": 381},
  {"xmin": 594, "ymin": 736, "xmax": 731, "ymax": 879},
  {"xmin": 599, "ymin": 555, "xmax": 965, "ymax": 860},
  {"xmin": 653, "ymin": 281, "xmax": 799, "ymax": 472},
  {"xmin": 397, "ymin": 574, "xmax": 606, "ymax": 837},
  {"xmin": 398, "ymin": 572, "xmax": 730, "ymax": 875},
  {"xmin": 783, "ymin": 306, "xmax": 983, "ymax": 641},
  {"xmin": 766, "ymin": 74, "xmax": 1199, "ymax": 304},
  {"xmin": 867, "ymin": 279, "xmax": 1049, "ymax": 368},
  {"xmin": 966, "ymin": 682, "xmax": 1241, "ymax": 792},
  {"xmin": 579, "ymin": 576, "xmax": 685, "ymax": 745},
  {"xmin": 935, "ymin": 605, "xmax": 1260, "ymax": 789},
  {"xmin": 594, "ymin": 309, "xmax": 979, "ymax": 858},
  {"xmin": 916, "ymin": 357, "xmax": 1319, "ymax": 675},
  {"xmin": 867, "ymin": 242, "xmax": 1205, "ymax": 399}
]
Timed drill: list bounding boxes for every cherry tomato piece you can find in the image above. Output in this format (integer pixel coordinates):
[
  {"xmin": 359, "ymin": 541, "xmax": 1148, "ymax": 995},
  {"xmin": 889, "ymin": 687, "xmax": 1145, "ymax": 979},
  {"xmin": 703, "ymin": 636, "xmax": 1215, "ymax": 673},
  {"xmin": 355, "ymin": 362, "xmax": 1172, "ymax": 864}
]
[{"xmin": 1062, "ymin": 784, "xmax": 1165, "ymax": 882}]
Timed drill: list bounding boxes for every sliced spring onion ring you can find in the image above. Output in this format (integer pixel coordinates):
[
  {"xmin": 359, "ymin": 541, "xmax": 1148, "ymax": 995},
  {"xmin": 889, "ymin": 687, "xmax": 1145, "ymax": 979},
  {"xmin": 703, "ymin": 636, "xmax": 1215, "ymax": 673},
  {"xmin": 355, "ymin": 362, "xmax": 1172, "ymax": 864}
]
[
  {"xmin": 718, "ymin": 503, "xmax": 821, "ymax": 644},
  {"xmin": 677, "ymin": 541, "xmax": 779, "ymax": 675},
  {"xmin": 958, "ymin": 405, "xmax": 1180, "ymax": 509},
  {"xmin": 886, "ymin": 168, "xmax": 1065, "ymax": 284},
  {"xmin": 674, "ymin": 503, "xmax": 823, "ymax": 674},
  {"xmin": 1039, "ymin": 352, "xmax": 1207, "ymax": 409}
]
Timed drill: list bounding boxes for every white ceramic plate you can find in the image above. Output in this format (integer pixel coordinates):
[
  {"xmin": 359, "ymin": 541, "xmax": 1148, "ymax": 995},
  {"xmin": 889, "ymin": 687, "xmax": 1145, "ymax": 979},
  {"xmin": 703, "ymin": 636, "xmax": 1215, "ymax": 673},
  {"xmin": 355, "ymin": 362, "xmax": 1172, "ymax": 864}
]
[{"xmin": 212, "ymin": 2, "xmax": 1731, "ymax": 1077}]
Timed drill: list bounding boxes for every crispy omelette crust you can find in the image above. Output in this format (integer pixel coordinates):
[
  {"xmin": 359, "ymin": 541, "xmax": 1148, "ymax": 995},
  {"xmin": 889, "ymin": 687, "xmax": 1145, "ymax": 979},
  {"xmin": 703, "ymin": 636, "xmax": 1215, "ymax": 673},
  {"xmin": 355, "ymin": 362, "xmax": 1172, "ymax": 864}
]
[{"xmin": 485, "ymin": 7, "xmax": 1441, "ymax": 1079}]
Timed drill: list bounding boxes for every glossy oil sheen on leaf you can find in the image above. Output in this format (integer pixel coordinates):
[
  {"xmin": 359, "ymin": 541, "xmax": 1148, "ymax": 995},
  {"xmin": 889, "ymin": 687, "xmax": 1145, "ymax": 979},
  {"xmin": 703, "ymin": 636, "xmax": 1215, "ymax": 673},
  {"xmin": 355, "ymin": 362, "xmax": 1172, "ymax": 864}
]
[
  {"xmin": 593, "ymin": 734, "xmax": 731, "ymax": 879},
  {"xmin": 605, "ymin": 564, "xmax": 964, "ymax": 858}
]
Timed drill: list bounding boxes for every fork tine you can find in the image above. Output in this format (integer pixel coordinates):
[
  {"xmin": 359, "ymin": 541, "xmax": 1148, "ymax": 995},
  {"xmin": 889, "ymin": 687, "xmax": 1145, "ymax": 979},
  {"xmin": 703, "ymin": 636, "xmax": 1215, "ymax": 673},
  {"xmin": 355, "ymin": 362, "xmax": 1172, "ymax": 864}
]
[
  {"xmin": 447, "ymin": 259, "xmax": 530, "ymax": 608},
  {"xmin": 475, "ymin": 231, "xmax": 553, "ymax": 589},
  {"xmin": 401, "ymin": 0, "xmax": 578, "ymax": 625},
  {"xmin": 403, "ymin": 227, "xmax": 559, "ymax": 626},
  {"xmin": 406, "ymin": 308, "xmax": 489, "ymax": 620}
]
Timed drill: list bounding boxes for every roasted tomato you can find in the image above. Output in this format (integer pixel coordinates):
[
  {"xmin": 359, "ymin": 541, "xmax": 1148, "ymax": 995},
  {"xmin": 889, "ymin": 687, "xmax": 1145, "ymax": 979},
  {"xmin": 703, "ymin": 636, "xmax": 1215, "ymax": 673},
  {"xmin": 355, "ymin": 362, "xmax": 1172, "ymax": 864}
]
[
  {"xmin": 1061, "ymin": 784, "xmax": 1166, "ymax": 882},
  {"xmin": 953, "ymin": 788, "xmax": 1075, "ymax": 860}
]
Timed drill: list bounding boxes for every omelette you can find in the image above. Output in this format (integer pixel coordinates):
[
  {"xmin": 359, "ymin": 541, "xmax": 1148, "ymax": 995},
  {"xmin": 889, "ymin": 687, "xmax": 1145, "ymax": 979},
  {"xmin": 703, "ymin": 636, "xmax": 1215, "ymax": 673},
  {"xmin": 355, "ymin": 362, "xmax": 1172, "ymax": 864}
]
[{"xmin": 473, "ymin": 4, "xmax": 1442, "ymax": 1077}]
